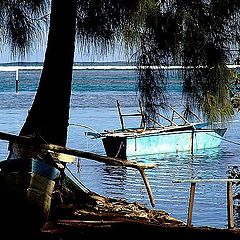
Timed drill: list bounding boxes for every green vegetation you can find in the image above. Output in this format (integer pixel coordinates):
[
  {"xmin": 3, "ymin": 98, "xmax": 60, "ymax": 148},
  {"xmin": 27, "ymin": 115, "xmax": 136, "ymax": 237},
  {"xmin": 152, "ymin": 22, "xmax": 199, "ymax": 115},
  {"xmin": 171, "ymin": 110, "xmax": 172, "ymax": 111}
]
[{"xmin": 1, "ymin": 0, "xmax": 240, "ymax": 145}]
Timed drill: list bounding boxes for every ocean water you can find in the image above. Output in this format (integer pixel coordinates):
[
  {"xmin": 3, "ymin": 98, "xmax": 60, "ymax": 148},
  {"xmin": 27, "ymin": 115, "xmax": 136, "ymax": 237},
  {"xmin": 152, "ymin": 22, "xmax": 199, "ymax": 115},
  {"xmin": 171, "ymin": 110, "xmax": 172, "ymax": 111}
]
[{"xmin": 0, "ymin": 62, "xmax": 240, "ymax": 229}]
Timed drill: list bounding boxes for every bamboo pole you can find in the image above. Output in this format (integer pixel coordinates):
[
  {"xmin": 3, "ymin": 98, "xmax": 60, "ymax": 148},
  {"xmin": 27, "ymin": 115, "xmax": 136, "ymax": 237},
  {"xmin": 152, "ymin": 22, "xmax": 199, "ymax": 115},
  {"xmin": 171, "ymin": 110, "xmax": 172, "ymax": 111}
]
[
  {"xmin": 156, "ymin": 111, "xmax": 178, "ymax": 126},
  {"xmin": 0, "ymin": 131, "xmax": 156, "ymax": 169},
  {"xmin": 174, "ymin": 178, "xmax": 239, "ymax": 228},
  {"xmin": 187, "ymin": 182, "xmax": 196, "ymax": 227},
  {"xmin": 116, "ymin": 100, "xmax": 125, "ymax": 131},
  {"xmin": 173, "ymin": 178, "xmax": 240, "ymax": 183},
  {"xmin": 138, "ymin": 100, "xmax": 146, "ymax": 129},
  {"xmin": 227, "ymin": 181, "xmax": 235, "ymax": 229},
  {"xmin": 168, "ymin": 104, "xmax": 191, "ymax": 125},
  {"xmin": 0, "ymin": 130, "xmax": 157, "ymax": 207},
  {"xmin": 138, "ymin": 168, "xmax": 155, "ymax": 207},
  {"xmin": 15, "ymin": 69, "xmax": 19, "ymax": 93},
  {"xmin": 191, "ymin": 129, "xmax": 194, "ymax": 155}
]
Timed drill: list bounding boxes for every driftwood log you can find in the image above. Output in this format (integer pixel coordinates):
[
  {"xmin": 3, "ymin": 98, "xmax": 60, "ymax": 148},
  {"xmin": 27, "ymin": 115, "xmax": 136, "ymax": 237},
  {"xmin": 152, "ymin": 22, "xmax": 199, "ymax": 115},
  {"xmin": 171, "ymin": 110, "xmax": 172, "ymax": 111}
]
[
  {"xmin": 0, "ymin": 131, "xmax": 156, "ymax": 207},
  {"xmin": 2, "ymin": 131, "xmax": 240, "ymax": 239}
]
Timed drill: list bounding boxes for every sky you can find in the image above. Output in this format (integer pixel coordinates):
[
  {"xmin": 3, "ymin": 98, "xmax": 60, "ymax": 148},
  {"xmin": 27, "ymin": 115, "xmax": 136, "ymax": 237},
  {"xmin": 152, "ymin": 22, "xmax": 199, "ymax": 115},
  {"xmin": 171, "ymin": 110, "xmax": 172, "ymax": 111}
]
[
  {"xmin": 0, "ymin": 42, "xmax": 130, "ymax": 64},
  {"xmin": 0, "ymin": 47, "xmax": 45, "ymax": 63}
]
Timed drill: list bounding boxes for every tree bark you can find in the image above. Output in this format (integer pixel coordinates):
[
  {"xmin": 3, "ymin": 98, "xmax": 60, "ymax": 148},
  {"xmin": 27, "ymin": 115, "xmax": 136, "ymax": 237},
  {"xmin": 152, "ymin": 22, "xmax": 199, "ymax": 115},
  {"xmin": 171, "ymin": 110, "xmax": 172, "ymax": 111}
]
[{"xmin": 19, "ymin": 0, "xmax": 77, "ymax": 147}]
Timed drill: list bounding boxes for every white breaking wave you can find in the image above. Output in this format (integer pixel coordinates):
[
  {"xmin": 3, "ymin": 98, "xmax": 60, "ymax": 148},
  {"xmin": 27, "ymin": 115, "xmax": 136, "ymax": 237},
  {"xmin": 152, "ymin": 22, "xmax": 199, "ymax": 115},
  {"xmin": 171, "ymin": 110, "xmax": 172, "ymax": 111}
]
[{"xmin": 0, "ymin": 64, "xmax": 240, "ymax": 72}]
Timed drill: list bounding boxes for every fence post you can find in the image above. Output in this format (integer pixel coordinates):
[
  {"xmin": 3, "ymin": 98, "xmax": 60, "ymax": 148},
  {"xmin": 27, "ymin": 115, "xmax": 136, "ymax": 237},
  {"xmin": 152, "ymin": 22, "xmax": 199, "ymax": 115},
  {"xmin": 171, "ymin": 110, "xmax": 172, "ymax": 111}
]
[
  {"xmin": 15, "ymin": 69, "xmax": 19, "ymax": 93},
  {"xmin": 227, "ymin": 181, "xmax": 235, "ymax": 229},
  {"xmin": 187, "ymin": 182, "xmax": 196, "ymax": 227}
]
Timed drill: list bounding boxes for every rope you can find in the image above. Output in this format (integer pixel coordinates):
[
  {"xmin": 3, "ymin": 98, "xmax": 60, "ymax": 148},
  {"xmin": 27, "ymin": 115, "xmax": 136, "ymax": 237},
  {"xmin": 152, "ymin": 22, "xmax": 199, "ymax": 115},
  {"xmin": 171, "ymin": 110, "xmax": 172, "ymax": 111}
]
[
  {"xmin": 173, "ymin": 178, "xmax": 240, "ymax": 183},
  {"xmin": 114, "ymin": 141, "xmax": 124, "ymax": 158},
  {"xmin": 69, "ymin": 123, "xmax": 100, "ymax": 134},
  {"xmin": 65, "ymin": 165, "xmax": 91, "ymax": 193},
  {"xmin": 206, "ymin": 132, "xmax": 240, "ymax": 146}
]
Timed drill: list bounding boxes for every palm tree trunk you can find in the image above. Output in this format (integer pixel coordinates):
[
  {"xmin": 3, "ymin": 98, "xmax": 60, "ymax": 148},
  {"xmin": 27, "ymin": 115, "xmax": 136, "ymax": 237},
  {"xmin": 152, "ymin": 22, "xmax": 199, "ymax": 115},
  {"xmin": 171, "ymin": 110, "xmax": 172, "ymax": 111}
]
[{"xmin": 20, "ymin": 0, "xmax": 77, "ymax": 147}]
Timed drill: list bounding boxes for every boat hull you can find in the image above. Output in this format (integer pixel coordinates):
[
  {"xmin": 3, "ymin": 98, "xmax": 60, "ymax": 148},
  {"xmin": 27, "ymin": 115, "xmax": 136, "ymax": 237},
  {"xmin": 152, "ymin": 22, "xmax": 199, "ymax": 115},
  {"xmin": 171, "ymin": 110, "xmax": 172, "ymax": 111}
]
[
  {"xmin": 0, "ymin": 158, "xmax": 60, "ymax": 231},
  {"xmin": 102, "ymin": 128, "xmax": 227, "ymax": 159}
]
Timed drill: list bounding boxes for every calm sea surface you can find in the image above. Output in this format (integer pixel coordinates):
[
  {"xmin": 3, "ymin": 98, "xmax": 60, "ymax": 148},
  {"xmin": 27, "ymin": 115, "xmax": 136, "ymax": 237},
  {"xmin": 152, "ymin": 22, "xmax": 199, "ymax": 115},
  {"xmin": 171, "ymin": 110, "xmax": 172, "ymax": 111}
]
[{"xmin": 0, "ymin": 62, "xmax": 240, "ymax": 229}]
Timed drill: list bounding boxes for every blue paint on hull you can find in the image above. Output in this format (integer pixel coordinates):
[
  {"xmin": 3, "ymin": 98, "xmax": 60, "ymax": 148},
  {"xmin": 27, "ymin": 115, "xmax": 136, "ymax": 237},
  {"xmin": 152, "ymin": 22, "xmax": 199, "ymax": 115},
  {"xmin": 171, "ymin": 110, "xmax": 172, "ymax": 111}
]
[
  {"xmin": 32, "ymin": 159, "xmax": 61, "ymax": 180},
  {"xmin": 102, "ymin": 128, "xmax": 227, "ymax": 158},
  {"xmin": 126, "ymin": 129, "xmax": 224, "ymax": 156}
]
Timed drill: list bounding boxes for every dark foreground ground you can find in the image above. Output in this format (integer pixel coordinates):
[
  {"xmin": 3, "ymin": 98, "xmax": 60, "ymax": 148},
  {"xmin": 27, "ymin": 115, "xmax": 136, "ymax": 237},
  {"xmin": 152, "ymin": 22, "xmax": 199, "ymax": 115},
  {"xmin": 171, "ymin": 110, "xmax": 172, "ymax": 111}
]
[
  {"xmin": 40, "ymin": 186, "xmax": 240, "ymax": 240},
  {"xmin": 2, "ymin": 176, "xmax": 240, "ymax": 240},
  {"xmin": 41, "ymin": 222, "xmax": 240, "ymax": 240}
]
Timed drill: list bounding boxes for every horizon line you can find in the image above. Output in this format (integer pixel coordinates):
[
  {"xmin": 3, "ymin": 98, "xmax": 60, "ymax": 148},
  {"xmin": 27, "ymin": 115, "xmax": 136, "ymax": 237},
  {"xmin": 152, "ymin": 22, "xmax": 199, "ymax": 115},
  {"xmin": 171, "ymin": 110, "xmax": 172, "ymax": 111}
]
[{"xmin": 0, "ymin": 64, "xmax": 240, "ymax": 72}]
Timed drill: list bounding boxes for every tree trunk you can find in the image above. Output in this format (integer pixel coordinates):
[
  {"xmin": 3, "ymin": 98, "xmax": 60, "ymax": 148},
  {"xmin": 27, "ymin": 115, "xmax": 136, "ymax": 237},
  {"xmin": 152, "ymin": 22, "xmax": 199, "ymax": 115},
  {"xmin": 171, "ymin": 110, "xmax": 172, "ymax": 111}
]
[{"xmin": 19, "ymin": 0, "xmax": 77, "ymax": 147}]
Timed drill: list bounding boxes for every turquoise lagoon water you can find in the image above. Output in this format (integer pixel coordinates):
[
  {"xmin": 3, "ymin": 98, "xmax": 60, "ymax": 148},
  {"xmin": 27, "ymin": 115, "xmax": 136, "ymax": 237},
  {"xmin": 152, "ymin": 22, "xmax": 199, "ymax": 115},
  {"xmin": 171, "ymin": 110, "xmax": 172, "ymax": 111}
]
[{"xmin": 0, "ymin": 62, "xmax": 240, "ymax": 229}]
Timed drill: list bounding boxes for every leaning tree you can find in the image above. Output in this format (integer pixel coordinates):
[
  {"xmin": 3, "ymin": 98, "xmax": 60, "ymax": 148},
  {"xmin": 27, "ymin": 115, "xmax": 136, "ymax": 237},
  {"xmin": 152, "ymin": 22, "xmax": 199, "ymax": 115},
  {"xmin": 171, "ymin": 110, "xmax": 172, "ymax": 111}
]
[{"xmin": 1, "ymin": 0, "xmax": 240, "ymax": 155}]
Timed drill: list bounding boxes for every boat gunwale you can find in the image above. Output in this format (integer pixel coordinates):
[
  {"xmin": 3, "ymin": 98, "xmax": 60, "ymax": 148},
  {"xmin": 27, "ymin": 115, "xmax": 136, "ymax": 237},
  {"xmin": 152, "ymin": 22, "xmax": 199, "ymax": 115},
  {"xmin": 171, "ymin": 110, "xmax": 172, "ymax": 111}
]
[{"xmin": 100, "ymin": 126, "xmax": 226, "ymax": 138}]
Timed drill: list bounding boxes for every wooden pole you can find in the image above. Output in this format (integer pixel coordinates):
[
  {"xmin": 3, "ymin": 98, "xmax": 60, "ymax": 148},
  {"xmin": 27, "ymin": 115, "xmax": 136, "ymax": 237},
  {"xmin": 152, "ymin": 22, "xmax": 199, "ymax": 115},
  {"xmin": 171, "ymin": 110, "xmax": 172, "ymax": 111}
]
[
  {"xmin": 191, "ymin": 129, "xmax": 194, "ymax": 155},
  {"xmin": 174, "ymin": 178, "xmax": 239, "ymax": 228},
  {"xmin": 0, "ymin": 131, "xmax": 157, "ymax": 170},
  {"xmin": 227, "ymin": 181, "xmax": 235, "ymax": 229},
  {"xmin": 116, "ymin": 100, "xmax": 125, "ymax": 131},
  {"xmin": 138, "ymin": 100, "xmax": 146, "ymax": 129},
  {"xmin": 0, "ymin": 130, "xmax": 156, "ymax": 207},
  {"xmin": 138, "ymin": 168, "xmax": 155, "ymax": 207},
  {"xmin": 173, "ymin": 178, "xmax": 240, "ymax": 183},
  {"xmin": 15, "ymin": 69, "xmax": 19, "ymax": 93},
  {"xmin": 187, "ymin": 182, "xmax": 196, "ymax": 227}
]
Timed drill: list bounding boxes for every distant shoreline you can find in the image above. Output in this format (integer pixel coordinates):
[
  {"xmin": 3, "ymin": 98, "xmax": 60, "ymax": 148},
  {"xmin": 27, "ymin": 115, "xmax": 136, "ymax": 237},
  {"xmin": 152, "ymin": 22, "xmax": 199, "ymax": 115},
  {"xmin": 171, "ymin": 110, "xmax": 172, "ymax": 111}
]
[
  {"xmin": 0, "ymin": 61, "xmax": 136, "ymax": 67},
  {"xmin": 1, "ymin": 62, "xmax": 239, "ymax": 70}
]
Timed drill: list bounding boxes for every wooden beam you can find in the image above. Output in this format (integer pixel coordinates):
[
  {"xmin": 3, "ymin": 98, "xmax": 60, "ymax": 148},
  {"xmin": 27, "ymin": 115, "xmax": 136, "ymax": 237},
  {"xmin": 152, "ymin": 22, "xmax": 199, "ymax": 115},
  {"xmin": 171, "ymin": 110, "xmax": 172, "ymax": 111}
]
[
  {"xmin": 0, "ymin": 131, "xmax": 156, "ymax": 170},
  {"xmin": 0, "ymin": 130, "xmax": 157, "ymax": 207}
]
